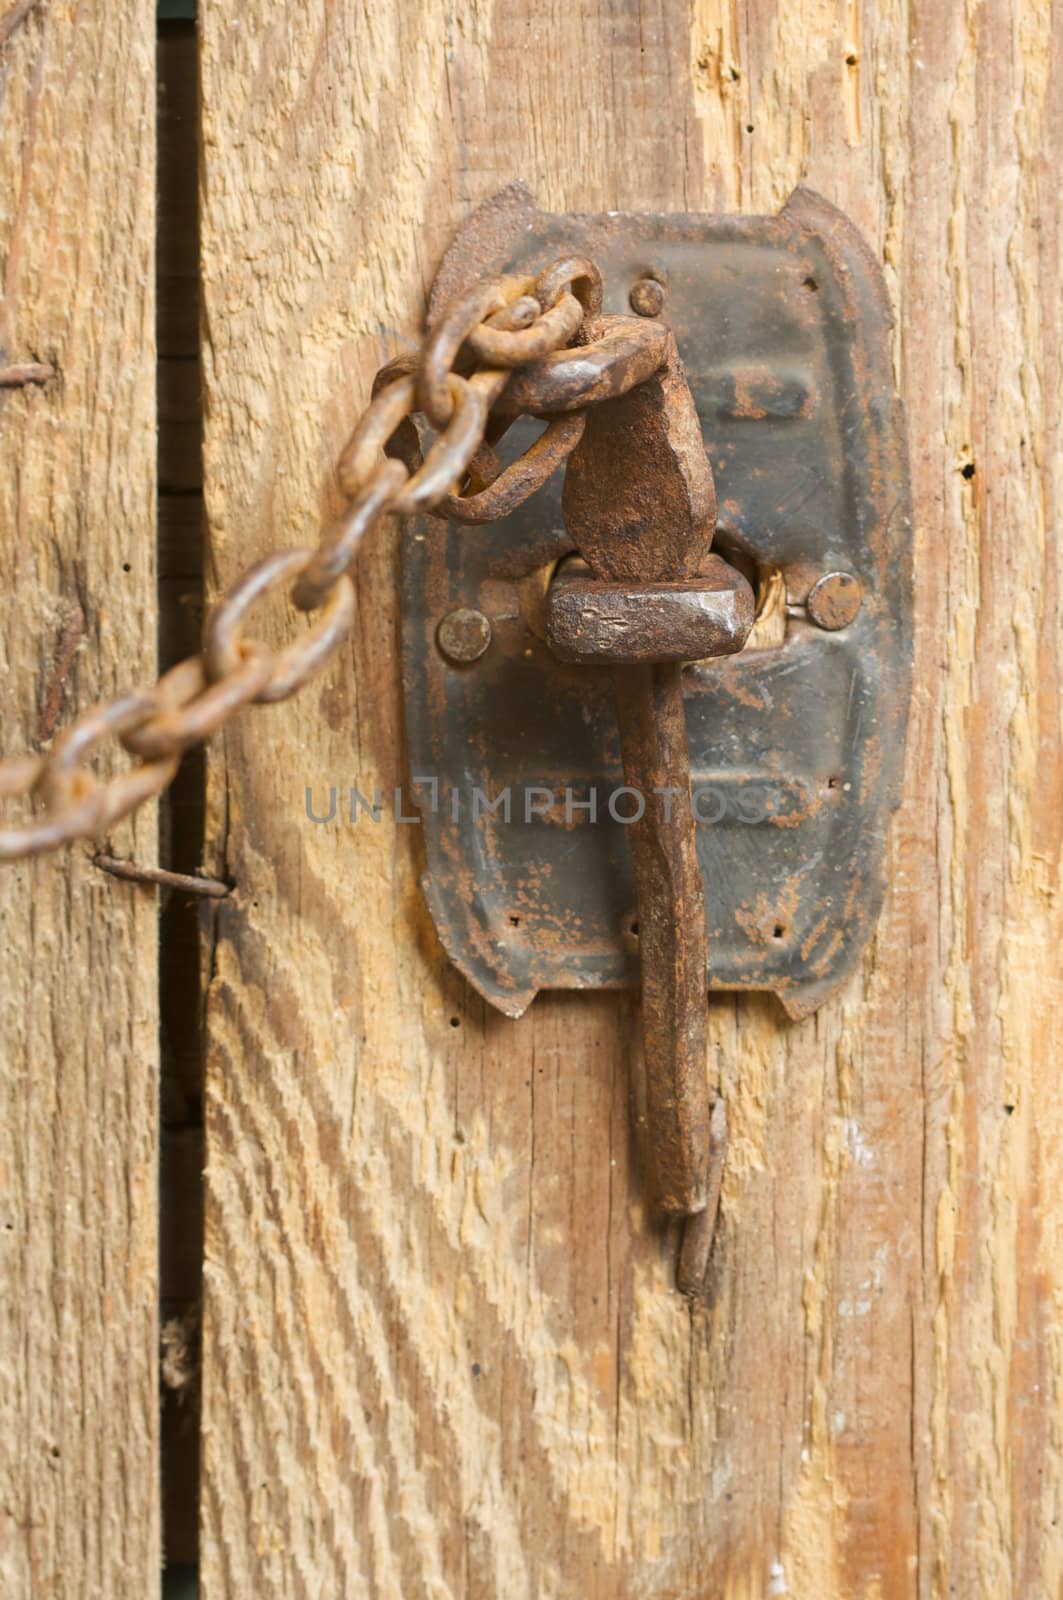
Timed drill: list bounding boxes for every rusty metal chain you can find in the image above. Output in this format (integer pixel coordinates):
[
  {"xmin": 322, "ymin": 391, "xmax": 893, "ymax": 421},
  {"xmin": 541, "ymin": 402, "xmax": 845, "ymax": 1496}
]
[{"xmin": 0, "ymin": 254, "xmax": 663, "ymax": 862}]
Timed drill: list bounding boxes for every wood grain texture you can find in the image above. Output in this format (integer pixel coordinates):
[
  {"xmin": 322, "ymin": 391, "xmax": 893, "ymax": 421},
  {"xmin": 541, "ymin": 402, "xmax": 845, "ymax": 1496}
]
[
  {"xmin": 197, "ymin": 1, "xmax": 1062, "ymax": 1594},
  {"xmin": 0, "ymin": 3, "xmax": 160, "ymax": 1595}
]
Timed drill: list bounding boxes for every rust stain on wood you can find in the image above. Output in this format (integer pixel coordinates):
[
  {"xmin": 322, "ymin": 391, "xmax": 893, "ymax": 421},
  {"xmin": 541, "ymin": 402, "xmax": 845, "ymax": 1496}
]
[
  {"xmin": 0, "ymin": 0, "xmax": 40, "ymax": 50},
  {"xmin": 35, "ymin": 603, "xmax": 84, "ymax": 742}
]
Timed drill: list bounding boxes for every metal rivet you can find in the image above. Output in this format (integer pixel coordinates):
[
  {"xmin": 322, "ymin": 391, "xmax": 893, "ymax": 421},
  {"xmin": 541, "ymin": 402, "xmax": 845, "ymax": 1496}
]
[
  {"xmin": 436, "ymin": 607, "xmax": 492, "ymax": 664},
  {"xmin": 807, "ymin": 572, "xmax": 863, "ymax": 630},
  {"xmin": 629, "ymin": 277, "xmax": 666, "ymax": 318}
]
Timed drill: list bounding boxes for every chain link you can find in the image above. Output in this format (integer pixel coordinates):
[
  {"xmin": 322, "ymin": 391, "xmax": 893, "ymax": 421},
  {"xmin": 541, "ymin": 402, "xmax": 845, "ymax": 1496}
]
[{"xmin": 0, "ymin": 253, "xmax": 667, "ymax": 862}]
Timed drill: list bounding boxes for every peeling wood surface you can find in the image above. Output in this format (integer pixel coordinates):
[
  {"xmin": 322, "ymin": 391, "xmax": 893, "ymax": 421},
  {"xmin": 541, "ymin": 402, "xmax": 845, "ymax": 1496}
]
[
  {"xmin": 0, "ymin": 3, "xmax": 160, "ymax": 1597},
  {"xmin": 197, "ymin": 1, "xmax": 1062, "ymax": 1594}
]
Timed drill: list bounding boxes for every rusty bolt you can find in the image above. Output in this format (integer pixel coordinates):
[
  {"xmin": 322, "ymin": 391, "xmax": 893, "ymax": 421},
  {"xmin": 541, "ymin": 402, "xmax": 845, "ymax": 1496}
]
[
  {"xmin": 807, "ymin": 571, "xmax": 863, "ymax": 630},
  {"xmin": 436, "ymin": 607, "xmax": 492, "ymax": 664},
  {"xmin": 629, "ymin": 277, "xmax": 666, "ymax": 318}
]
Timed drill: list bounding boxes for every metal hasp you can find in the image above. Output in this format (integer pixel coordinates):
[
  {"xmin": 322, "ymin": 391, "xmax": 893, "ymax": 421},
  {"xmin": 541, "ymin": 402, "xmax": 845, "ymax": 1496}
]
[{"xmin": 402, "ymin": 184, "xmax": 912, "ymax": 1274}]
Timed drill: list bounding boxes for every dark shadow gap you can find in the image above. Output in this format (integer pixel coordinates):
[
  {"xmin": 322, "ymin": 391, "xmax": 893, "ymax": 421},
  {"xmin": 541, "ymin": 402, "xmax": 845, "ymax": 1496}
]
[{"xmin": 158, "ymin": 11, "xmax": 203, "ymax": 1593}]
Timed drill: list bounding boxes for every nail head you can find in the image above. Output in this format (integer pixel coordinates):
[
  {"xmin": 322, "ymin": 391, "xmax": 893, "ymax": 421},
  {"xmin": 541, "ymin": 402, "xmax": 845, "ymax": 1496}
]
[
  {"xmin": 629, "ymin": 277, "xmax": 666, "ymax": 318},
  {"xmin": 437, "ymin": 607, "xmax": 492, "ymax": 664},
  {"xmin": 807, "ymin": 572, "xmax": 863, "ymax": 630}
]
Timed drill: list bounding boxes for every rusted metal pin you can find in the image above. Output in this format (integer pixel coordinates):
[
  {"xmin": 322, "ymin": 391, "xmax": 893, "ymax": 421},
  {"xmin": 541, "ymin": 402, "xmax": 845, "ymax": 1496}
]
[
  {"xmin": 557, "ymin": 317, "xmax": 751, "ymax": 1290},
  {"xmin": 612, "ymin": 658, "xmax": 710, "ymax": 1217},
  {"xmin": 92, "ymin": 853, "xmax": 232, "ymax": 897}
]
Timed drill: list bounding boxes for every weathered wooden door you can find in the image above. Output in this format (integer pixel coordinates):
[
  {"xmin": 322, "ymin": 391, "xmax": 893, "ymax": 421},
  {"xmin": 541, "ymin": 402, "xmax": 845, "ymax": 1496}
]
[{"xmin": 2, "ymin": 1, "xmax": 1061, "ymax": 1596}]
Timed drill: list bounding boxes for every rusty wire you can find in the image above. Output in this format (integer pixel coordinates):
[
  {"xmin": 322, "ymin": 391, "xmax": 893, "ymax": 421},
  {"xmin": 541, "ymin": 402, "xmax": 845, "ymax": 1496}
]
[{"xmin": 0, "ymin": 253, "xmax": 669, "ymax": 862}]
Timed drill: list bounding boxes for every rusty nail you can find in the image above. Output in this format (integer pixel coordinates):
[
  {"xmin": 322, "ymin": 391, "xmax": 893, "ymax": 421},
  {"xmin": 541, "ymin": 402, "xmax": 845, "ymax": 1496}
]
[
  {"xmin": 92, "ymin": 853, "xmax": 232, "ymax": 897},
  {"xmin": 0, "ymin": 361, "xmax": 56, "ymax": 388},
  {"xmin": 629, "ymin": 277, "xmax": 667, "ymax": 318},
  {"xmin": 807, "ymin": 571, "xmax": 863, "ymax": 630},
  {"xmin": 436, "ymin": 607, "xmax": 492, "ymax": 664}
]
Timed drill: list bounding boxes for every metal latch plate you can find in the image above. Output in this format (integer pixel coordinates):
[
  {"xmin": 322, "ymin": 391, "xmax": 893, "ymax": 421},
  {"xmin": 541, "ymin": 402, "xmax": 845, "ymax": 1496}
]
[{"xmin": 402, "ymin": 186, "xmax": 911, "ymax": 1020}]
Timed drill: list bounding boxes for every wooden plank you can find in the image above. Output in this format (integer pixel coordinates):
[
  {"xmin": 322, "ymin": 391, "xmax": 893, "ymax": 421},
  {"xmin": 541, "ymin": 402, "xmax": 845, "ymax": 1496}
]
[
  {"xmin": 0, "ymin": 3, "xmax": 160, "ymax": 1596},
  {"xmin": 197, "ymin": 1, "xmax": 1062, "ymax": 1594}
]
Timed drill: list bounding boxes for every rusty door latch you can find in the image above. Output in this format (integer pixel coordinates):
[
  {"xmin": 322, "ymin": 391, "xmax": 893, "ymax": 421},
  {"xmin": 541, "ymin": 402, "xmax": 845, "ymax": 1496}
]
[
  {"xmin": 0, "ymin": 174, "xmax": 909, "ymax": 1295},
  {"xmin": 404, "ymin": 184, "xmax": 912, "ymax": 1293},
  {"xmin": 547, "ymin": 324, "xmax": 753, "ymax": 1289}
]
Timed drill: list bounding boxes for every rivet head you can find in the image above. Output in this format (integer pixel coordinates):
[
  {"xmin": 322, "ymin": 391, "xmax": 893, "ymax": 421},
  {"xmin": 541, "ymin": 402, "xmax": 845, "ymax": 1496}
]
[
  {"xmin": 436, "ymin": 607, "xmax": 492, "ymax": 664},
  {"xmin": 807, "ymin": 572, "xmax": 863, "ymax": 630},
  {"xmin": 629, "ymin": 277, "xmax": 666, "ymax": 318}
]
